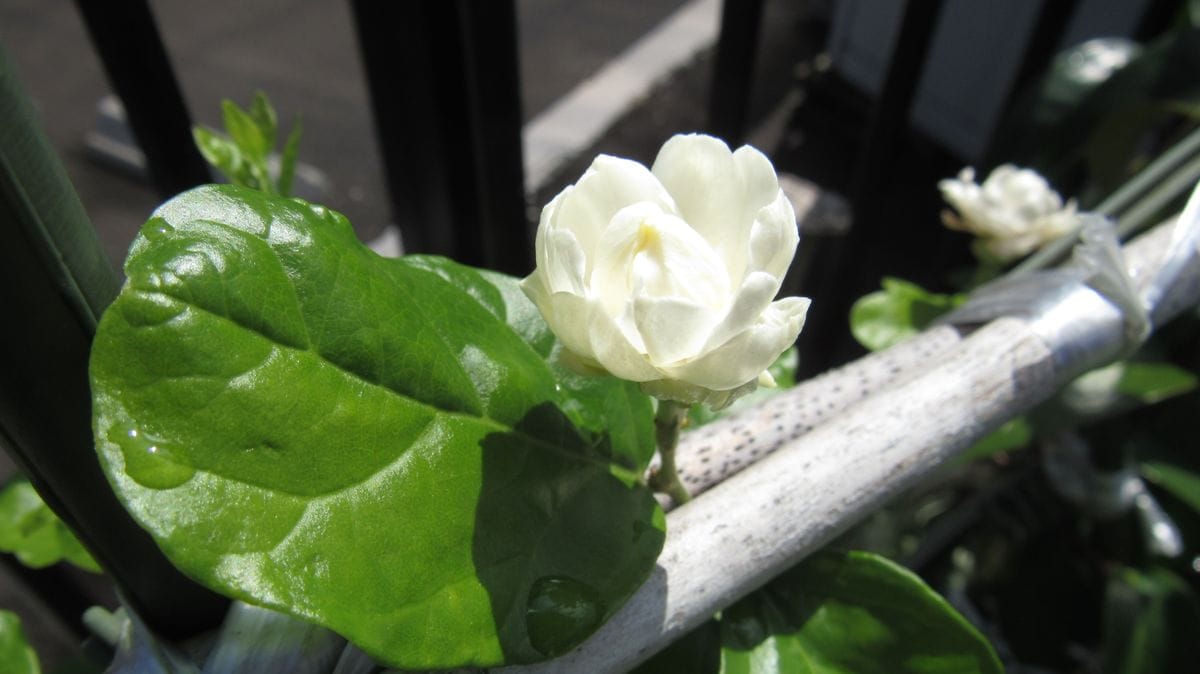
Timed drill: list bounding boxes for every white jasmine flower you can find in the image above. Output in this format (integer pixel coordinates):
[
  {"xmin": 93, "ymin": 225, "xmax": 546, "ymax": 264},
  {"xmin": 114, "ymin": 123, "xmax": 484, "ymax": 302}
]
[
  {"xmin": 521, "ymin": 133, "xmax": 809, "ymax": 407},
  {"xmin": 940, "ymin": 165, "xmax": 1080, "ymax": 261}
]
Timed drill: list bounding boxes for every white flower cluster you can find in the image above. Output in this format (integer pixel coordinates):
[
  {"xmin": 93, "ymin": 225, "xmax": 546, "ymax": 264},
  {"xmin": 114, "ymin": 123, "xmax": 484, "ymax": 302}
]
[
  {"xmin": 521, "ymin": 134, "xmax": 809, "ymax": 407},
  {"xmin": 939, "ymin": 165, "xmax": 1080, "ymax": 261}
]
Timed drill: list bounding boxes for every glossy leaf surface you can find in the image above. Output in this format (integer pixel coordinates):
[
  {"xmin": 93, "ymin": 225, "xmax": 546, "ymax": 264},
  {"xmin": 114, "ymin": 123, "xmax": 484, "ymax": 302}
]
[
  {"xmin": 89, "ymin": 185, "xmax": 664, "ymax": 667},
  {"xmin": 718, "ymin": 550, "xmax": 1003, "ymax": 674},
  {"xmin": 0, "ymin": 479, "xmax": 100, "ymax": 572}
]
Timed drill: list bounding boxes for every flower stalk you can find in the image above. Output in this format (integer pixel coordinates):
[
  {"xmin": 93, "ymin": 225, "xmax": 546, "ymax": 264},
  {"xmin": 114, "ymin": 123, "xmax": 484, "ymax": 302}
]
[{"xmin": 649, "ymin": 400, "xmax": 691, "ymax": 505}]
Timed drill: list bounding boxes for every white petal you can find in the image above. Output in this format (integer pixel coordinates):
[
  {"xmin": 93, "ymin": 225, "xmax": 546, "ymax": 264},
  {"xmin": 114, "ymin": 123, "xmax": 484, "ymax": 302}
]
[
  {"xmin": 628, "ymin": 211, "xmax": 730, "ymax": 307},
  {"xmin": 651, "ymin": 135, "xmax": 784, "ymax": 283},
  {"xmin": 587, "ymin": 301, "xmax": 661, "ymax": 382},
  {"xmin": 700, "ymin": 271, "xmax": 780, "ymax": 353},
  {"xmin": 544, "ymin": 291, "xmax": 598, "ymax": 362},
  {"xmin": 732, "ymin": 145, "xmax": 783, "ymax": 216},
  {"xmin": 545, "ymin": 228, "xmax": 587, "ymax": 295},
  {"xmin": 589, "ymin": 202, "xmax": 666, "ymax": 315},
  {"xmin": 746, "ymin": 191, "xmax": 798, "ymax": 280},
  {"xmin": 633, "ymin": 295, "xmax": 716, "ymax": 366},
  {"xmin": 663, "ymin": 296, "xmax": 810, "ymax": 390},
  {"xmin": 591, "ymin": 203, "xmax": 730, "ymax": 314},
  {"xmin": 651, "ymin": 134, "xmax": 740, "ymax": 246},
  {"xmin": 549, "ymin": 155, "xmax": 676, "ymax": 278}
]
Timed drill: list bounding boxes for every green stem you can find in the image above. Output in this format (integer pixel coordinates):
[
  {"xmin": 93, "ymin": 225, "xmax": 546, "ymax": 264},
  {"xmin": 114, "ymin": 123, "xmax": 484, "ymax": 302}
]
[
  {"xmin": 1012, "ymin": 124, "xmax": 1200, "ymax": 276},
  {"xmin": 1115, "ymin": 152, "xmax": 1200, "ymax": 239},
  {"xmin": 649, "ymin": 400, "xmax": 691, "ymax": 505}
]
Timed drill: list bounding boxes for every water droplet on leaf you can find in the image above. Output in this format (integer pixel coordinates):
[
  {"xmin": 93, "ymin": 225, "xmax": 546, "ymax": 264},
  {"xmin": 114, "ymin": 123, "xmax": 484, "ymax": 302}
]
[
  {"xmin": 141, "ymin": 218, "xmax": 174, "ymax": 241},
  {"xmin": 525, "ymin": 576, "xmax": 604, "ymax": 657},
  {"xmin": 110, "ymin": 425, "xmax": 195, "ymax": 489}
]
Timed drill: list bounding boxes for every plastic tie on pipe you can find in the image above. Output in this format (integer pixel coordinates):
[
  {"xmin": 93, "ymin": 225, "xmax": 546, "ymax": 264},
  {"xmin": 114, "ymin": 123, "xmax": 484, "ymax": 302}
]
[
  {"xmin": 1142, "ymin": 180, "xmax": 1200, "ymax": 326},
  {"xmin": 937, "ymin": 217, "xmax": 1145, "ymax": 380}
]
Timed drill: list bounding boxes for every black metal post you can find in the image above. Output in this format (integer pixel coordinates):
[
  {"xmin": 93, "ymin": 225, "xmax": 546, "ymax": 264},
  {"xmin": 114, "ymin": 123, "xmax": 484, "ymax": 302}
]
[
  {"xmin": 1006, "ymin": 0, "xmax": 1082, "ymax": 118},
  {"xmin": 72, "ymin": 0, "xmax": 210, "ymax": 199},
  {"xmin": 849, "ymin": 0, "xmax": 945, "ymax": 207},
  {"xmin": 799, "ymin": 0, "xmax": 946, "ymax": 378},
  {"xmin": 1134, "ymin": 0, "xmax": 1184, "ymax": 42},
  {"xmin": 351, "ymin": 0, "xmax": 531, "ymax": 275},
  {"xmin": 0, "ymin": 46, "xmax": 228, "ymax": 638},
  {"xmin": 708, "ymin": 0, "xmax": 766, "ymax": 146}
]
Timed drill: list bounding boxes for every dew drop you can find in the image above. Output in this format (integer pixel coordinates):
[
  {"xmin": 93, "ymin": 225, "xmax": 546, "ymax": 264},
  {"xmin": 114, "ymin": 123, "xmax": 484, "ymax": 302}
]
[
  {"xmin": 141, "ymin": 218, "xmax": 174, "ymax": 241},
  {"xmin": 524, "ymin": 576, "xmax": 604, "ymax": 657},
  {"xmin": 109, "ymin": 425, "xmax": 195, "ymax": 489}
]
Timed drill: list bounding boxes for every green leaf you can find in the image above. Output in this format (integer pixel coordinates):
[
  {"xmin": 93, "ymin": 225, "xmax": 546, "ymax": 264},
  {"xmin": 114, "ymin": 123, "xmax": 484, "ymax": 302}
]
[
  {"xmin": 192, "ymin": 127, "xmax": 242, "ymax": 183},
  {"xmin": 850, "ymin": 278, "xmax": 964, "ymax": 352},
  {"xmin": 89, "ymin": 185, "xmax": 665, "ymax": 668},
  {"xmin": 957, "ymin": 418, "xmax": 1033, "ymax": 463},
  {"xmin": 718, "ymin": 550, "xmax": 1004, "ymax": 674},
  {"xmin": 0, "ymin": 479, "xmax": 100, "ymax": 572},
  {"xmin": 1141, "ymin": 461, "xmax": 1200, "ymax": 514},
  {"xmin": 248, "ymin": 92, "xmax": 278, "ymax": 152},
  {"xmin": 1116, "ymin": 361, "xmax": 1198, "ymax": 403},
  {"xmin": 1103, "ymin": 566, "xmax": 1200, "ymax": 674},
  {"xmin": 277, "ymin": 118, "xmax": 302, "ymax": 198},
  {"xmin": 221, "ymin": 99, "xmax": 268, "ymax": 163},
  {"xmin": 0, "ymin": 611, "xmax": 39, "ymax": 674},
  {"xmin": 406, "ymin": 257, "xmax": 657, "ymax": 473}
]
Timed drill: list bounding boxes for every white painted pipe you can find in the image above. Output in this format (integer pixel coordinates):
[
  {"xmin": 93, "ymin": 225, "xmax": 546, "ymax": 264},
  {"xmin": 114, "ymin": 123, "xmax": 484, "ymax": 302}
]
[{"xmin": 499, "ymin": 213, "xmax": 1200, "ymax": 674}]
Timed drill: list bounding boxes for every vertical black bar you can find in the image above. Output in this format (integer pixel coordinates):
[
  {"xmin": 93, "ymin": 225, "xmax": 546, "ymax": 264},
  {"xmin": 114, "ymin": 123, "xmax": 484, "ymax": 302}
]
[
  {"xmin": 708, "ymin": 0, "xmax": 766, "ymax": 146},
  {"xmin": 1134, "ymin": 0, "xmax": 1184, "ymax": 42},
  {"xmin": 351, "ymin": 0, "xmax": 531, "ymax": 275},
  {"xmin": 799, "ymin": 0, "xmax": 945, "ymax": 378},
  {"xmin": 461, "ymin": 1, "xmax": 530, "ymax": 274},
  {"xmin": 1007, "ymin": 0, "xmax": 1082, "ymax": 108},
  {"xmin": 72, "ymin": 0, "xmax": 209, "ymax": 198},
  {"xmin": 0, "ymin": 47, "xmax": 228, "ymax": 638},
  {"xmin": 849, "ymin": 0, "xmax": 945, "ymax": 206}
]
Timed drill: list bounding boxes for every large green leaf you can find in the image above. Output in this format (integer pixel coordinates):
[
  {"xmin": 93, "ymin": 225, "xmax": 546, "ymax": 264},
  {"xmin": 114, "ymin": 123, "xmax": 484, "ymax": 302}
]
[
  {"xmin": 0, "ymin": 479, "xmax": 100, "ymax": 572},
  {"xmin": 89, "ymin": 185, "xmax": 665, "ymax": 668},
  {"xmin": 0, "ymin": 611, "xmax": 39, "ymax": 674},
  {"xmin": 718, "ymin": 550, "xmax": 1003, "ymax": 674}
]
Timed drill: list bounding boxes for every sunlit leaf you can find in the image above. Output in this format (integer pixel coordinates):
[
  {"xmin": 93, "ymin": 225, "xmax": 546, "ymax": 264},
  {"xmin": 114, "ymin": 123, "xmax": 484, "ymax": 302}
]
[
  {"xmin": 89, "ymin": 185, "xmax": 664, "ymax": 668},
  {"xmin": 0, "ymin": 611, "xmax": 39, "ymax": 674},
  {"xmin": 0, "ymin": 479, "xmax": 100, "ymax": 573},
  {"xmin": 221, "ymin": 99, "xmax": 268, "ymax": 164},
  {"xmin": 850, "ymin": 278, "xmax": 963, "ymax": 352},
  {"xmin": 718, "ymin": 550, "xmax": 1003, "ymax": 674}
]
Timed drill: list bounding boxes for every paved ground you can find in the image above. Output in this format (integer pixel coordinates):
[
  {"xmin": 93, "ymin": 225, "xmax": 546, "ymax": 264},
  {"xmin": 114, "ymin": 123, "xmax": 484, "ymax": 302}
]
[{"xmin": 0, "ymin": 0, "xmax": 690, "ymax": 267}]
